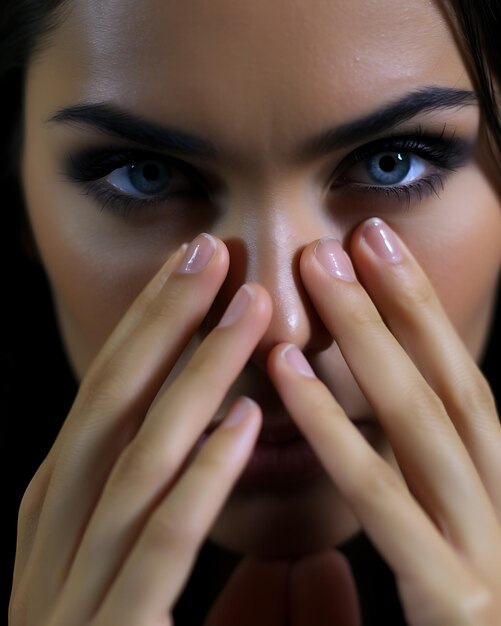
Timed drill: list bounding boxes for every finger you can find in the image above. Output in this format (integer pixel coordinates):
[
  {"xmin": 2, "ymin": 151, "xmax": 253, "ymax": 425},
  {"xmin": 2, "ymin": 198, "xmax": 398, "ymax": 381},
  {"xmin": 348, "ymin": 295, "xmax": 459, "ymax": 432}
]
[
  {"xmin": 268, "ymin": 344, "xmax": 488, "ymax": 612},
  {"xmin": 14, "ymin": 241, "xmax": 189, "ymax": 571},
  {"xmin": 289, "ymin": 550, "xmax": 361, "ymax": 626},
  {"xmin": 204, "ymin": 556, "xmax": 290, "ymax": 626},
  {"xmin": 28, "ymin": 234, "xmax": 230, "ymax": 605},
  {"xmin": 60, "ymin": 283, "xmax": 272, "ymax": 617},
  {"xmin": 94, "ymin": 398, "xmax": 263, "ymax": 624},
  {"xmin": 11, "ymin": 462, "xmax": 52, "ymax": 593},
  {"xmin": 298, "ymin": 235, "xmax": 501, "ymax": 576},
  {"xmin": 351, "ymin": 217, "xmax": 501, "ymax": 515}
]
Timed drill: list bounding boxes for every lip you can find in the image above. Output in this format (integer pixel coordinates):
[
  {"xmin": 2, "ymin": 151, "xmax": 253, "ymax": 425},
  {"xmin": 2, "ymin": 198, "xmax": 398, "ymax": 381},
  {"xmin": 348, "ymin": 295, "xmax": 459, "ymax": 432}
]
[
  {"xmin": 197, "ymin": 420, "xmax": 375, "ymax": 489},
  {"xmin": 238, "ymin": 435, "xmax": 326, "ymax": 488}
]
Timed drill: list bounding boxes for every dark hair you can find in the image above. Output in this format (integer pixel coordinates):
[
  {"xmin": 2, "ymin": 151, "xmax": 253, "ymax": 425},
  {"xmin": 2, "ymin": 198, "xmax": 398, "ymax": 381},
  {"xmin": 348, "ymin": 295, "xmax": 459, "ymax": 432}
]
[
  {"xmin": 451, "ymin": 1, "xmax": 501, "ymax": 155},
  {"xmin": 1, "ymin": 1, "xmax": 71, "ymax": 258}
]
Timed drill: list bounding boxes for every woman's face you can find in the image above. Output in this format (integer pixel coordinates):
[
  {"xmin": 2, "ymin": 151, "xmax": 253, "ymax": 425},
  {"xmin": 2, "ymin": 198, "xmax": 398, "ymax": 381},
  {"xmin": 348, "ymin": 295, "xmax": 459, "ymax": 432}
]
[{"xmin": 22, "ymin": 0, "xmax": 501, "ymax": 557}]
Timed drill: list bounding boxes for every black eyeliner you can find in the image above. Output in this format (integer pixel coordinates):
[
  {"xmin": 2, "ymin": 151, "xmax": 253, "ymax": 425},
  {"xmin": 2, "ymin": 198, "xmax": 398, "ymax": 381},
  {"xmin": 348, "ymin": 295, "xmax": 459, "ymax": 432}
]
[
  {"xmin": 335, "ymin": 127, "xmax": 473, "ymax": 175},
  {"xmin": 60, "ymin": 128, "xmax": 474, "ymax": 218},
  {"xmin": 62, "ymin": 144, "xmax": 210, "ymax": 189}
]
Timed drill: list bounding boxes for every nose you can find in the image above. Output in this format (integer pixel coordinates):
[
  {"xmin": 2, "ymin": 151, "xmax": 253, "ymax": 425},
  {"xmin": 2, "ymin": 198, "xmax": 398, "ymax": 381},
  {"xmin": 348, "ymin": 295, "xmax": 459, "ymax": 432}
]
[{"xmin": 206, "ymin": 195, "xmax": 336, "ymax": 369}]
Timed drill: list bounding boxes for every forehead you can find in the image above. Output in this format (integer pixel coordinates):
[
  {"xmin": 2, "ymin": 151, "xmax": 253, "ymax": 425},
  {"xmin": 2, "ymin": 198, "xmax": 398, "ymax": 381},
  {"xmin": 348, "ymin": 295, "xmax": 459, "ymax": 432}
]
[{"xmin": 31, "ymin": 0, "xmax": 471, "ymax": 164}]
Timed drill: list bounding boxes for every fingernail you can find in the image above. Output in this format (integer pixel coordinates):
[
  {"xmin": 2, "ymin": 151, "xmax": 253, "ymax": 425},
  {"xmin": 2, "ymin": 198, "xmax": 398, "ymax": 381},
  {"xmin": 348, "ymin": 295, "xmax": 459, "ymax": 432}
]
[
  {"xmin": 281, "ymin": 344, "xmax": 316, "ymax": 378},
  {"xmin": 222, "ymin": 397, "xmax": 256, "ymax": 429},
  {"xmin": 361, "ymin": 218, "xmax": 403, "ymax": 263},
  {"xmin": 177, "ymin": 233, "xmax": 216, "ymax": 273},
  {"xmin": 314, "ymin": 238, "xmax": 356, "ymax": 281},
  {"xmin": 218, "ymin": 285, "xmax": 254, "ymax": 327}
]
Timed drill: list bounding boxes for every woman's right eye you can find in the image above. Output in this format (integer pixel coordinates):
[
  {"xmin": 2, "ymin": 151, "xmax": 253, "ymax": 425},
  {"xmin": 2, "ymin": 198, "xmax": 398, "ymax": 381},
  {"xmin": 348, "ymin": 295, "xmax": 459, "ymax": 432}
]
[
  {"xmin": 63, "ymin": 146, "xmax": 211, "ymax": 217},
  {"xmin": 106, "ymin": 159, "xmax": 194, "ymax": 198}
]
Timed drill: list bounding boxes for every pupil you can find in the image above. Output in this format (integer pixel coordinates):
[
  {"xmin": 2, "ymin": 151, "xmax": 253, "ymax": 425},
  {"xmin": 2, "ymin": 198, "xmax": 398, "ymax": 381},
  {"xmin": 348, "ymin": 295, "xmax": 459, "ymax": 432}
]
[
  {"xmin": 142, "ymin": 163, "xmax": 160, "ymax": 181},
  {"xmin": 367, "ymin": 151, "xmax": 410, "ymax": 186},
  {"xmin": 379, "ymin": 155, "xmax": 397, "ymax": 172}
]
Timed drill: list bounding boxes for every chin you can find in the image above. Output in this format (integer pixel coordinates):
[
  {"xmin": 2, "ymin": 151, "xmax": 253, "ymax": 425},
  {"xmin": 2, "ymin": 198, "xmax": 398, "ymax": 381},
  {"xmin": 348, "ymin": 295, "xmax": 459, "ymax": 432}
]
[{"xmin": 208, "ymin": 473, "xmax": 362, "ymax": 558}]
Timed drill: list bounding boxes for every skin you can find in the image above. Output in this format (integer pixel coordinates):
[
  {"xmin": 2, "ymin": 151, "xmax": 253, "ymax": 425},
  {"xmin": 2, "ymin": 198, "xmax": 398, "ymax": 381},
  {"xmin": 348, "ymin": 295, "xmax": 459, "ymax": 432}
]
[{"xmin": 12, "ymin": 0, "xmax": 501, "ymax": 623}]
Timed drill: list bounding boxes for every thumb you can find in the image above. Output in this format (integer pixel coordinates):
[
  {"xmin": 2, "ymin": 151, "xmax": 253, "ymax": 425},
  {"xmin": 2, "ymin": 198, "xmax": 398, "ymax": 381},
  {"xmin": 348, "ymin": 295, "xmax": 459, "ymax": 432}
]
[
  {"xmin": 204, "ymin": 555, "xmax": 291, "ymax": 626},
  {"xmin": 289, "ymin": 550, "xmax": 361, "ymax": 626}
]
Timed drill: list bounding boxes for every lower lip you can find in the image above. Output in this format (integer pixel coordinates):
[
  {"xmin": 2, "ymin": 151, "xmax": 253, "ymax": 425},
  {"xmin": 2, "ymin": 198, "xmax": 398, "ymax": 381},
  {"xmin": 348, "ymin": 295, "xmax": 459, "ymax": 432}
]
[
  {"xmin": 238, "ymin": 435, "xmax": 326, "ymax": 489},
  {"xmin": 197, "ymin": 422, "xmax": 375, "ymax": 489}
]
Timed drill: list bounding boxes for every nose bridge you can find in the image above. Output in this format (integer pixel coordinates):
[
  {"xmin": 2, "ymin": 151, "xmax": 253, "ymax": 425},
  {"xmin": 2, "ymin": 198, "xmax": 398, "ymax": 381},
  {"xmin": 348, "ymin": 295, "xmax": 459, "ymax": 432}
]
[{"xmin": 219, "ymin": 192, "xmax": 334, "ymax": 365}]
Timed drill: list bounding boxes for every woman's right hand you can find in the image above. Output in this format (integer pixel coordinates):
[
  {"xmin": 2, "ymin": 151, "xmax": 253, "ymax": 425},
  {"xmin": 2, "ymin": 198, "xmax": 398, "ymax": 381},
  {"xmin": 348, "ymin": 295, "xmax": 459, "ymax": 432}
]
[{"xmin": 9, "ymin": 233, "xmax": 272, "ymax": 626}]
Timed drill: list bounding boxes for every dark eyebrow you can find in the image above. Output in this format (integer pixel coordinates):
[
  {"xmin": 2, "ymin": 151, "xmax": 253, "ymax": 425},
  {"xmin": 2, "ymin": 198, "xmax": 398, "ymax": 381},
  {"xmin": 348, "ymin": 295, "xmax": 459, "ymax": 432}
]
[
  {"xmin": 301, "ymin": 86, "xmax": 477, "ymax": 159},
  {"xmin": 46, "ymin": 86, "xmax": 477, "ymax": 162},
  {"xmin": 47, "ymin": 103, "xmax": 220, "ymax": 159}
]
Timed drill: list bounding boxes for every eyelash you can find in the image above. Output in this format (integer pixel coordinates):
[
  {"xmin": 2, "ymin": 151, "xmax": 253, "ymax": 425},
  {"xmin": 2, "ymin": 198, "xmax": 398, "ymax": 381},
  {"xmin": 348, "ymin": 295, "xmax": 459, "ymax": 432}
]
[
  {"xmin": 332, "ymin": 128, "xmax": 467, "ymax": 207},
  {"xmin": 62, "ymin": 127, "xmax": 470, "ymax": 218}
]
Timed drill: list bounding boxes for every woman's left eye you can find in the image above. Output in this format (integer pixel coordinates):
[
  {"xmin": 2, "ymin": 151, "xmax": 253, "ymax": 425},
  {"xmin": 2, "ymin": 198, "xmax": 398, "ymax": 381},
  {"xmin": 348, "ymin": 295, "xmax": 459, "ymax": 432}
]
[{"xmin": 340, "ymin": 151, "xmax": 429, "ymax": 188}]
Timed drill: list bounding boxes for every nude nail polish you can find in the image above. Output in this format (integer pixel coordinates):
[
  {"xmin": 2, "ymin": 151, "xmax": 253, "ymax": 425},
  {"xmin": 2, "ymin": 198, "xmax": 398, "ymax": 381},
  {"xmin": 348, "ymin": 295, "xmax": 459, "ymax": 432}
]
[
  {"xmin": 177, "ymin": 233, "xmax": 216, "ymax": 273},
  {"xmin": 362, "ymin": 218, "xmax": 403, "ymax": 263},
  {"xmin": 218, "ymin": 285, "xmax": 254, "ymax": 327},
  {"xmin": 314, "ymin": 238, "xmax": 356, "ymax": 281}
]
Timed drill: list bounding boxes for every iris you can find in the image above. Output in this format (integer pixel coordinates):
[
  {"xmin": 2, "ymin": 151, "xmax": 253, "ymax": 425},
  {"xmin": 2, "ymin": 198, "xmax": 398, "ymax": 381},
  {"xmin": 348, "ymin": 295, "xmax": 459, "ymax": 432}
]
[
  {"xmin": 128, "ymin": 161, "xmax": 170, "ymax": 195},
  {"xmin": 367, "ymin": 152, "xmax": 411, "ymax": 185}
]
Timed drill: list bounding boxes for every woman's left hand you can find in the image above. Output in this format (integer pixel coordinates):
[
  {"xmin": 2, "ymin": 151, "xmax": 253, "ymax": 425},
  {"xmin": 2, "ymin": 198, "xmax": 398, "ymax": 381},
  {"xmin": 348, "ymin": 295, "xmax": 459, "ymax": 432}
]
[{"xmin": 268, "ymin": 217, "xmax": 501, "ymax": 626}]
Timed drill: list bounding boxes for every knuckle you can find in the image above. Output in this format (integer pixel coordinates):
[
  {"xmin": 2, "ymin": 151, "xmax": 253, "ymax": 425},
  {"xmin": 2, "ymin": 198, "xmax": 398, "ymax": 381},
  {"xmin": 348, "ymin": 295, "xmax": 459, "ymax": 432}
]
[
  {"xmin": 451, "ymin": 586, "xmax": 495, "ymax": 625},
  {"xmin": 346, "ymin": 453, "xmax": 404, "ymax": 503},
  {"xmin": 77, "ymin": 357, "xmax": 132, "ymax": 417},
  {"xmin": 77, "ymin": 337, "xmax": 155, "ymax": 418},
  {"xmin": 393, "ymin": 268, "xmax": 436, "ymax": 313},
  {"xmin": 145, "ymin": 508, "xmax": 201, "ymax": 551},
  {"xmin": 17, "ymin": 462, "xmax": 52, "ymax": 535},
  {"xmin": 192, "ymin": 451, "xmax": 228, "ymax": 481},
  {"xmin": 114, "ymin": 437, "xmax": 179, "ymax": 487},
  {"xmin": 141, "ymin": 278, "xmax": 199, "ymax": 330},
  {"xmin": 140, "ymin": 287, "xmax": 179, "ymax": 328},
  {"xmin": 452, "ymin": 370, "xmax": 497, "ymax": 418},
  {"xmin": 181, "ymin": 356, "xmax": 227, "ymax": 396},
  {"xmin": 348, "ymin": 302, "xmax": 384, "ymax": 332},
  {"xmin": 402, "ymin": 382, "xmax": 450, "ymax": 429}
]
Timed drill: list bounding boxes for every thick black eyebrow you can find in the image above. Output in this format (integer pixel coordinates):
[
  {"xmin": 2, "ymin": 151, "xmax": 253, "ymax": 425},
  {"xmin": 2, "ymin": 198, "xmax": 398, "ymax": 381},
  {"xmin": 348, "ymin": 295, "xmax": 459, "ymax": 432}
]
[
  {"xmin": 302, "ymin": 86, "xmax": 477, "ymax": 159},
  {"xmin": 47, "ymin": 103, "xmax": 220, "ymax": 159},
  {"xmin": 46, "ymin": 86, "xmax": 477, "ymax": 162}
]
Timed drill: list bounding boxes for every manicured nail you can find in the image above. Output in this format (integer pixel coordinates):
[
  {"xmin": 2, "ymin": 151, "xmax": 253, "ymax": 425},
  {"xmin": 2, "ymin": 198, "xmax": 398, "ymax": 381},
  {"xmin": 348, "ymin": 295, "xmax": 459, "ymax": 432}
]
[
  {"xmin": 361, "ymin": 218, "xmax": 403, "ymax": 263},
  {"xmin": 177, "ymin": 233, "xmax": 216, "ymax": 273},
  {"xmin": 222, "ymin": 397, "xmax": 256, "ymax": 429},
  {"xmin": 281, "ymin": 344, "xmax": 316, "ymax": 378},
  {"xmin": 218, "ymin": 285, "xmax": 254, "ymax": 327},
  {"xmin": 314, "ymin": 238, "xmax": 356, "ymax": 281}
]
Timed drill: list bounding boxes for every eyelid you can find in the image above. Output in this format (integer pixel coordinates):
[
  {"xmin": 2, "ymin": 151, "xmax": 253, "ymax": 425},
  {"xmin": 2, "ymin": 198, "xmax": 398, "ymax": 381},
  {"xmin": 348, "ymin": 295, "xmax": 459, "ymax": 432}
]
[
  {"xmin": 61, "ymin": 127, "xmax": 473, "ymax": 219},
  {"xmin": 63, "ymin": 144, "xmax": 212, "ymax": 191},
  {"xmin": 331, "ymin": 131, "xmax": 471, "ymax": 186}
]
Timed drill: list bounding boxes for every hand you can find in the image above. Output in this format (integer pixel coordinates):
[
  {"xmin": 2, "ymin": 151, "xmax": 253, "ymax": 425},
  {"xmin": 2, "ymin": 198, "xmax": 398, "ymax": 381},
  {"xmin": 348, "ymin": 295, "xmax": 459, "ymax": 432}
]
[
  {"xmin": 268, "ymin": 218, "xmax": 501, "ymax": 625},
  {"xmin": 10, "ymin": 234, "xmax": 272, "ymax": 625},
  {"xmin": 204, "ymin": 550, "xmax": 360, "ymax": 626}
]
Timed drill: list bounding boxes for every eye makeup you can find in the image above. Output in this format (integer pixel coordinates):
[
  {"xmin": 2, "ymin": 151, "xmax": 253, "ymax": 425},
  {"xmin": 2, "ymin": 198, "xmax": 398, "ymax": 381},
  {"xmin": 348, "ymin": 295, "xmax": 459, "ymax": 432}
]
[
  {"xmin": 58, "ymin": 125, "xmax": 473, "ymax": 219},
  {"xmin": 331, "ymin": 126, "xmax": 473, "ymax": 206}
]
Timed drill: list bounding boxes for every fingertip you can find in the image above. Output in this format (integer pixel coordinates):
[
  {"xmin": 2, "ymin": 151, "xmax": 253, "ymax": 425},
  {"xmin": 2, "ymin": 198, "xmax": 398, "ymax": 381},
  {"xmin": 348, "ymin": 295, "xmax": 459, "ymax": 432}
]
[
  {"xmin": 221, "ymin": 396, "xmax": 262, "ymax": 430},
  {"xmin": 246, "ymin": 282, "xmax": 274, "ymax": 323},
  {"xmin": 299, "ymin": 239, "xmax": 320, "ymax": 274}
]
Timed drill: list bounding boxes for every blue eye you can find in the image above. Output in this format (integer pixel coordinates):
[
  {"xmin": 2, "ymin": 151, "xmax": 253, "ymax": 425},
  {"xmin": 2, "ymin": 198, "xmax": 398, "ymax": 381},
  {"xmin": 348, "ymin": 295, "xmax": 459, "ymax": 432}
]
[
  {"xmin": 63, "ymin": 131, "xmax": 471, "ymax": 218},
  {"xmin": 342, "ymin": 151, "xmax": 428, "ymax": 188},
  {"xmin": 107, "ymin": 160, "xmax": 187, "ymax": 197}
]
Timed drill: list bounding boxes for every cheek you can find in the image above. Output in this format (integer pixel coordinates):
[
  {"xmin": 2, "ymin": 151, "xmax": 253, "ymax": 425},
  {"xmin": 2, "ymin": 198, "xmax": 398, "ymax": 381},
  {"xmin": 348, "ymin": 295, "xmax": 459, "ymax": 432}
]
[
  {"xmin": 22, "ymin": 141, "xmax": 184, "ymax": 378},
  {"xmin": 398, "ymin": 167, "xmax": 501, "ymax": 357}
]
